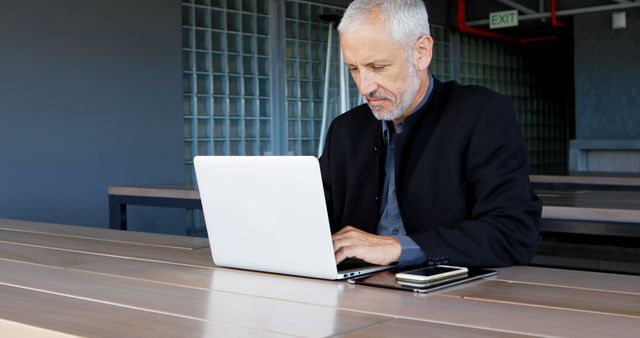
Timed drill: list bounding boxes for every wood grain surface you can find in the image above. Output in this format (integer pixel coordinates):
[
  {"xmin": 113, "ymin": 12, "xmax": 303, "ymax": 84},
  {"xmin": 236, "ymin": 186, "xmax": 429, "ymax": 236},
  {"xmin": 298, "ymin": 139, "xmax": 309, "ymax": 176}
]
[{"xmin": 1, "ymin": 220, "xmax": 639, "ymax": 337}]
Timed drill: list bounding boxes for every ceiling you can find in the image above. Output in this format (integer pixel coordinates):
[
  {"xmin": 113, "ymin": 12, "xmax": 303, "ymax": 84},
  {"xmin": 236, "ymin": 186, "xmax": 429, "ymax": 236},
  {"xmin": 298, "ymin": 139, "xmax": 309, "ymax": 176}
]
[
  {"xmin": 463, "ymin": 0, "xmax": 640, "ymax": 26},
  {"xmin": 457, "ymin": 0, "xmax": 640, "ymax": 41}
]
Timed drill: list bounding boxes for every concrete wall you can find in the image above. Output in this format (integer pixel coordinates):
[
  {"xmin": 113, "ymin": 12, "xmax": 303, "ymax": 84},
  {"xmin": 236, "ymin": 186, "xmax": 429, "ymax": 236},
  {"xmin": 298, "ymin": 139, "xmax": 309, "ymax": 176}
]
[
  {"xmin": 574, "ymin": 9, "xmax": 640, "ymax": 140},
  {"xmin": 0, "ymin": 0, "xmax": 186, "ymax": 233},
  {"xmin": 571, "ymin": 8, "xmax": 640, "ymax": 172}
]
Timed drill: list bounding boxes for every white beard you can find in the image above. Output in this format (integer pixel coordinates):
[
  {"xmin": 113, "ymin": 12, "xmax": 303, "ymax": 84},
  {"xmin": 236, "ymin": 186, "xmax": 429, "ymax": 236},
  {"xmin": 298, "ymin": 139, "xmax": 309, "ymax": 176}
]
[{"xmin": 367, "ymin": 67, "xmax": 422, "ymax": 121}]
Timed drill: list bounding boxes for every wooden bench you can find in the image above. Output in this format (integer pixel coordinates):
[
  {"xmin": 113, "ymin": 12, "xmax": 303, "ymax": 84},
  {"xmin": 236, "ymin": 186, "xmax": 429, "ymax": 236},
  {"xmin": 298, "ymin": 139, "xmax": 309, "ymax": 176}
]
[
  {"xmin": 108, "ymin": 185, "xmax": 201, "ymax": 230},
  {"xmin": 108, "ymin": 181, "xmax": 640, "ymax": 273}
]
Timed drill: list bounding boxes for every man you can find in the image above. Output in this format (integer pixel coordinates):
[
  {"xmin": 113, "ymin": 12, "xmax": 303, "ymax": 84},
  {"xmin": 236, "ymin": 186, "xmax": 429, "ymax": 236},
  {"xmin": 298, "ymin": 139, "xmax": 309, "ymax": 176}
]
[{"xmin": 320, "ymin": 0, "xmax": 541, "ymax": 268}]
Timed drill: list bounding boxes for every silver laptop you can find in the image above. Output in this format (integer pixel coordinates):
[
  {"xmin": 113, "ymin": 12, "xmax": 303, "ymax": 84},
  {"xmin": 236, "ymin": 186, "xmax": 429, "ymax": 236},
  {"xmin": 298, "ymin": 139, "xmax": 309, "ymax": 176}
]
[{"xmin": 194, "ymin": 156, "xmax": 394, "ymax": 280}]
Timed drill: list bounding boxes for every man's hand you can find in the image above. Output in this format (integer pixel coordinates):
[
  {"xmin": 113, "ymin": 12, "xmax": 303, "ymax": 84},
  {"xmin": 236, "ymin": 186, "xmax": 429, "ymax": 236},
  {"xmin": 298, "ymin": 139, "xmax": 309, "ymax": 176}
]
[{"xmin": 332, "ymin": 226, "xmax": 401, "ymax": 265}]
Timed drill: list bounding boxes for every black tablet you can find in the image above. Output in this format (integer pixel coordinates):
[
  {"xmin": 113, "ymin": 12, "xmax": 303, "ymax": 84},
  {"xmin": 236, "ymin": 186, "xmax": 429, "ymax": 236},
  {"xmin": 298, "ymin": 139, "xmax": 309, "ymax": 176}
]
[{"xmin": 347, "ymin": 267, "xmax": 497, "ymax": 293}]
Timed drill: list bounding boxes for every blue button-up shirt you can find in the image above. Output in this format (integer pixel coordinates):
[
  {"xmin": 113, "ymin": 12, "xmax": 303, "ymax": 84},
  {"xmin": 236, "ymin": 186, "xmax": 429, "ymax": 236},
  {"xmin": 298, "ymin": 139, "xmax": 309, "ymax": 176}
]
[{"xmin": 377, "ymin": 75, "xmax": 434, "ymax": 266}]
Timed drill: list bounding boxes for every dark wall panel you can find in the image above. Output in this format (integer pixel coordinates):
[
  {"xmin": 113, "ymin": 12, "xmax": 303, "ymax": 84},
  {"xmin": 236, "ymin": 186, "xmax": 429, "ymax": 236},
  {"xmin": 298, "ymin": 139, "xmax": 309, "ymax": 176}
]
[
  {"xmin": 0, "ymin": 0, "xmax": 185, "ymax": 233},
  {"xmin": 574, "ymin": 9, "xmax": 640, "ymax": 139}
]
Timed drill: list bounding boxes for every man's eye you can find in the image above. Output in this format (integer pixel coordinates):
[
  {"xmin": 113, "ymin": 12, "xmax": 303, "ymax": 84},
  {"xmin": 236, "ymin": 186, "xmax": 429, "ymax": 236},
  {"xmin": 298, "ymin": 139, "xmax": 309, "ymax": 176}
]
[{"xmin": 372, "ymin": 65, "xmax": 386, "ymax": 70}]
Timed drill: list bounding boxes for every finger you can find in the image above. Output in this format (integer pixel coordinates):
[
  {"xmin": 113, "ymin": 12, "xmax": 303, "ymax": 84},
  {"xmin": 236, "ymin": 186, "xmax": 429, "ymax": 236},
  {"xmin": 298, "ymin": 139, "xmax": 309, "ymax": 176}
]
[
  {"xmin": 333, "ymin": 228, "xmax": 369, "ymax": 242},
  {"xmin": 334, "ymin": 225, "xmax": 357, "ymax": 235},
  {"xmin": 331, "ymin": 232, "xmax": 355, "ymax": 243},
  {"xmin": 335, "ymin": 246, "xmax": 365, "ymax": 263},
  {"xmin": 335, "ymin": 248, "xmax": 347, "ymax": 264},
  {"xmin": 331, "ymin": 230, "xmax": 357, "ymax": 243},
  {"xmin": 333, "ymin": 231, "xmax": 370, "ymax": 251},
  {"xmin": 332, "ymin": 236, "xmax": 357, "ymax": 253}
]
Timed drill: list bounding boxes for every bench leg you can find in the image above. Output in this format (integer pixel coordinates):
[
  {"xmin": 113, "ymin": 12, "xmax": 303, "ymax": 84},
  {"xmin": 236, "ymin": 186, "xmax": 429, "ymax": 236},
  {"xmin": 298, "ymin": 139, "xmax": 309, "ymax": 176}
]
[{"xmin": 109, "ymin": 196, "xmax": 128, "ymax": 230}]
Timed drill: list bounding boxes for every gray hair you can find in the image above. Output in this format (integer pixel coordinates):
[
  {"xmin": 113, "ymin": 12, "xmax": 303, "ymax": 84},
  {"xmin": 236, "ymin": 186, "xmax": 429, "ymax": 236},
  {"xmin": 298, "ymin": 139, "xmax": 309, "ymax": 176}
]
[{"xmin": 338, "ymin": 0, "xmax": 430, "ymax": 51}]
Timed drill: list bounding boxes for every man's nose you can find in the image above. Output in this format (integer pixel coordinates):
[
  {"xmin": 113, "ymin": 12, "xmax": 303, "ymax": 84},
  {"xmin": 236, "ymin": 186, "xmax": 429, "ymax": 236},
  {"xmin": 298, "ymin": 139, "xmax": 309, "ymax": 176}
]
[{"xmin": 357, "ymin": 71, "xmax": 377, "ymax": 97}]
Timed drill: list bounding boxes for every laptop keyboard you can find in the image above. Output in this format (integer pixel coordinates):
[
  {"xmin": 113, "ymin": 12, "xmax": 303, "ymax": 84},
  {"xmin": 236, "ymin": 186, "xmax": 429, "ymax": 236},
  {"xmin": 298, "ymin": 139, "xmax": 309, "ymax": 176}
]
[{"xmin": 337, "ymin": 258, "xmax": 376, "ymax": 271}]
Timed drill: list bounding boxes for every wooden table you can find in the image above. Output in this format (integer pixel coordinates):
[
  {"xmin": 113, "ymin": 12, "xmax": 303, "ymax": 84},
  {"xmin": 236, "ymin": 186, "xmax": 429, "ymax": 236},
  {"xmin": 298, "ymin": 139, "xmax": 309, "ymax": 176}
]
[{"xmin": 1, "ymin": 218, "xmax": 638, "ymax": 337}]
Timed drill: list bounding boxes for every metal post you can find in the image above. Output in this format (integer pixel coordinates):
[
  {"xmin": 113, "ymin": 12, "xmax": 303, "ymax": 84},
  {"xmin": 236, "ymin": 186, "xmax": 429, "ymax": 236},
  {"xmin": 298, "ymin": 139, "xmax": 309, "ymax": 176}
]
[
  {"xmin": 339, "ymin": 48, "xmax": 349, "ymax": 114},
  {"xmin": 317, "ymin": 21, "xmax": 334, "ymax": 158},
  {"xmin": 269, "ymin": 0, "xmax": 287, "ymax": 155}
]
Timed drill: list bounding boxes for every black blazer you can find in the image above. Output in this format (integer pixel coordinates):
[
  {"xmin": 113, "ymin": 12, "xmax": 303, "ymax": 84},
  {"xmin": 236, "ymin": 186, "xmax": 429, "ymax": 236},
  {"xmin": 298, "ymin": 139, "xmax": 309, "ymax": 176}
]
[{"xmin": 319, "ymin": 79, "xmax": 541, "ymax": 268}]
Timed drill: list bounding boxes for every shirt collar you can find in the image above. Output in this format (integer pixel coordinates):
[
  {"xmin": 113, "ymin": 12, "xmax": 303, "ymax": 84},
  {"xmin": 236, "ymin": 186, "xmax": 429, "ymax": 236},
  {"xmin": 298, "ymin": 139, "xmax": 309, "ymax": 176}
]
[{"xmin": 382, "ymin": 74, "xmax": 434, "ymax": 143}]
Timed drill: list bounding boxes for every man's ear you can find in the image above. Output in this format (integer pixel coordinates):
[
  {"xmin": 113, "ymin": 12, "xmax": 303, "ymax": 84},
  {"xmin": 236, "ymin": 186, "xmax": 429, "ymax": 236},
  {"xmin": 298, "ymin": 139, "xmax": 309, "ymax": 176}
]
[{"xmin": 413, "ymin": 35, "xmax": 433, "ymax": 71}]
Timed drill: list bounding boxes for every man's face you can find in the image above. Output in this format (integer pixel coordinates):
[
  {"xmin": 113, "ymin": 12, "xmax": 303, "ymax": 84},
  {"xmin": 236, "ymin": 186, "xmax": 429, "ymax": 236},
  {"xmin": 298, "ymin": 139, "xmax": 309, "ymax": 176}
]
[{"xmin": 340, "ymin": 16, "xmax": 424, "ymax": 122}]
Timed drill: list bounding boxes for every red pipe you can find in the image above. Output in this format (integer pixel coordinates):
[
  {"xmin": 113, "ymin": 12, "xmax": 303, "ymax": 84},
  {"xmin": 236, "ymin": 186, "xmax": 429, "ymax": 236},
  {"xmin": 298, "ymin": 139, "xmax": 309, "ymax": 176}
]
[
  {"xmin": 551, "ymin": 0, "xmax": 564, "ymax": 27},
  {"xmin": 520, "ymin": 36, "xmax": 558, "ymax": 44},
  {"xmin": 456, "ymin": 0, "xmax": 517, "ymax": 43},
  {"xmin": 456, "ymin": 0, "xmax": 558, "ymax": 44}
]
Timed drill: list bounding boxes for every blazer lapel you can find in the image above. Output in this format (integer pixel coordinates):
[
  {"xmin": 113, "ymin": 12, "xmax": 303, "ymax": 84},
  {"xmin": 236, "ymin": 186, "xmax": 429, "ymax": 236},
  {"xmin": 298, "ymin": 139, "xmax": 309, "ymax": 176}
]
[{"xmin": 394, "ymin": 80, "xmax": 447, "ymax": 199}]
